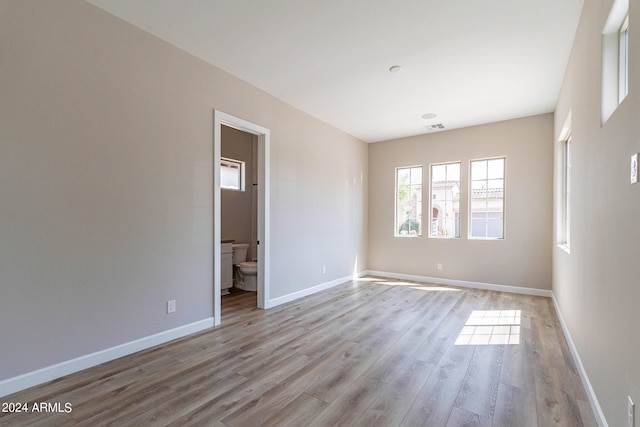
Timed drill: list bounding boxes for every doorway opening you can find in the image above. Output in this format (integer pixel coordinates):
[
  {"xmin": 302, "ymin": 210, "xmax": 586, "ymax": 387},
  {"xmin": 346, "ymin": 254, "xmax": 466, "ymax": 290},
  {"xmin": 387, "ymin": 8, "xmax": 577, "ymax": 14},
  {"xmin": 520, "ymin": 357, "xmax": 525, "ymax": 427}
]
[{"xmin": 214, "ymin": 111, "xmax": 270, "ymax": 326}]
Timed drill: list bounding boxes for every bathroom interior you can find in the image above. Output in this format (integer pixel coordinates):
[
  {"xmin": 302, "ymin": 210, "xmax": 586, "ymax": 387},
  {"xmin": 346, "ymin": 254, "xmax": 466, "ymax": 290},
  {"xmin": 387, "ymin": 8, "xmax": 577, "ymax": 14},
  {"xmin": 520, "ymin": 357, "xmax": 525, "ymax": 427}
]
[{"xmin": 221, "ymin": 125, "xmax": 258, "ymax": 305}]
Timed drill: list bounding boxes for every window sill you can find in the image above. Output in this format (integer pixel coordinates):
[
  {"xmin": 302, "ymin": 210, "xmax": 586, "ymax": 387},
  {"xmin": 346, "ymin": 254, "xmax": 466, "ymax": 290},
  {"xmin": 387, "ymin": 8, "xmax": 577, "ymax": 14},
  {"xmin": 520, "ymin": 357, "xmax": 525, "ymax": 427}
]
[{"xmin": 468, "ymin": 237, "xmax": 505, "ymax": 241}]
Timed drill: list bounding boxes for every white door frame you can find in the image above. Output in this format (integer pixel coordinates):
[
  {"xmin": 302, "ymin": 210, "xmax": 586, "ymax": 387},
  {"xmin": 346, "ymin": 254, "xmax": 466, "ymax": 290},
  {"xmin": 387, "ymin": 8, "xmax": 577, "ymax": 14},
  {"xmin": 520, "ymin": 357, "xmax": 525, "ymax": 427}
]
[{"xmin": 213, "ymin": 110, "xmax": 270, "ymax": 325}]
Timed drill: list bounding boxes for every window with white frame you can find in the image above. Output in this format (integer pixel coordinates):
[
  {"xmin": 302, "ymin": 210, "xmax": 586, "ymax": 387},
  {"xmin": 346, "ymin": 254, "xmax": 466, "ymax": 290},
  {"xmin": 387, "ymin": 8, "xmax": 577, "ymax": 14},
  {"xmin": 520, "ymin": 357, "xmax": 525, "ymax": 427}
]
[
  {"xmin": 619, "ymin": 14, "xmax": 629, "ymax": 102},
  {"xmin": 602, "ymin": 0, "xmax": 629, "ymax": 123},
  {"xmin": 470, "ymin": 158, "xmax": 505, "ymax": 239},
  {"xmin": 395, "ymin": 166, "xmax": 422, "ymax": 236},
  {"xmin": 430, "ymin": 162, "xmax": 461, "ymax": 238},
  {"xmin": 561, "ymin": 135, "xmax": 572, "ymax": 249},
  {"xmin": 220, "ymin": 157, "xmax": 245, "ymax": 191}
]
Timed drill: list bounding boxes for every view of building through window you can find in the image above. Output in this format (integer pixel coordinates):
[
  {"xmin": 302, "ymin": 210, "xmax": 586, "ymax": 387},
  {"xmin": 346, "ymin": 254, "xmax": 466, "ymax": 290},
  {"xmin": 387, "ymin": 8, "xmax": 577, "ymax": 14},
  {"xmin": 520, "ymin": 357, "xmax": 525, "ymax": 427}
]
[
  {"xmin": 395, "ymin": 159, "xmax": 505, "ymax": 239},
  {"xmin": 430, "ymin": 162, "xmax": 461, "ymax": 238},
  {"xmin": 470, "ymin": 158, "xmax": 505, "ymax": 239}
]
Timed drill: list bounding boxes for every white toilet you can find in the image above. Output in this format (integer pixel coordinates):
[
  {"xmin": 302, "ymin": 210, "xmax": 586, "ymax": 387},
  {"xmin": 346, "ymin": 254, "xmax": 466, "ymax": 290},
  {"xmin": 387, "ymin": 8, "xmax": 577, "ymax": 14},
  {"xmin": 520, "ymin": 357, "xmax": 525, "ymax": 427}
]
[
  {"xmin": 231, "ymin": 243, "xmax": 258, "ymax": 292},
  {"xmin": 236, "ymin": 261, "xmax": 258, "ymax": 291}
]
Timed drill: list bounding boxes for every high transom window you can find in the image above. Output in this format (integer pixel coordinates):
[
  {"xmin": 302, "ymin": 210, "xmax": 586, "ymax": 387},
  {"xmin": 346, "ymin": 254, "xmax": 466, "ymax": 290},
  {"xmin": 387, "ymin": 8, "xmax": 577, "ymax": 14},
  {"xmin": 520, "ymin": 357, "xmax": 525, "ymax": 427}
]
[{"xmin": 601, "ymin": 0, "xmax": 629, "ymax": 123}]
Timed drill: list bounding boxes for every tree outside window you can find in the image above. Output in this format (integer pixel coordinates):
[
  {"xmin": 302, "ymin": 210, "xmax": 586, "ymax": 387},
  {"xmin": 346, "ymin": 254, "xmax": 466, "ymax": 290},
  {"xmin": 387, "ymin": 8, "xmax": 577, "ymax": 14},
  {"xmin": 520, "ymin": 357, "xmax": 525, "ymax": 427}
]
[{"xmin": 396, "ymin": 166, "xmax": 422, "ymax": 236}]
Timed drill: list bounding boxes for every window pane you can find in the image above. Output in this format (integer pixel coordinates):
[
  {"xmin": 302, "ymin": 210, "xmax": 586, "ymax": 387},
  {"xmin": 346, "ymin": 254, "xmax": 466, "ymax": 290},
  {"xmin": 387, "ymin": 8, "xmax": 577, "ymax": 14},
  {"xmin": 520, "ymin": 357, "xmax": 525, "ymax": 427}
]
[
  {"xmin": 396, "ymin": 166, "xmax": 422, "ymax": 236},
  {"xmin": 619, "ymin": 15, "xmax": 629, "ymax": 102},
  {"xmin": 471, "ymin": 199, "xmax": 487, "ymax": 211},
  {"xmin": 221, "ymin": 158, "xmax": 244, "ymax": 191},
  {"xmin": 487, "ymin": 216, "xmax": 504, "ymax": 239},
  {"xmin": 432, "ymin": 164, "xmax": 446, "ymax": 182},
  {"xmin": 430, "ymin": 162, "xmax": 461, "ymax": 238},
  {"xmin": 410, "ymin": 167, "xmax": 422, "ymax": 184},
  {"xmin": 221, "ymin": 166, "xmax": 239, "ymax": 189},
  {"xmin": 471, "ymin": 180, "xmax": 487, "ymax": 192},
  {"xmin": 471, "ymin": 160, "xmax": 487, "ymax": 180},
  {"xmin": 448, "ymin": 163, "xmax": 461, "ymax": 181},
  {"xmin": 562, "ymin": 136, "xmax": 571, "ymax": 247},
  {"xmin": 487, "ymin": 178, "xmax": 503, "ymax": 189},
  {"xmin": 470, "ymin": 158, "xmax": 505, "ymax": 239},
  {"xmin": 398, "ymin": 168, "xmax": 409, "ymax": 181},
  {"xmin": 471, "ymin": 213, "xmax": 487, "ymax": 238},
  {"xmin": 487, "ymin": 158, "xmax": 504, "ymax": 179}
]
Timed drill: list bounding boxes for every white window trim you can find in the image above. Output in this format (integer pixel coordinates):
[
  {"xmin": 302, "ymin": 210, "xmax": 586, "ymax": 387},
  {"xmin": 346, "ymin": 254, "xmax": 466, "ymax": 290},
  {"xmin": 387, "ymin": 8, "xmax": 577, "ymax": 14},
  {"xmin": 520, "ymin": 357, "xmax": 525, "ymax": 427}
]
[
  {"xmin": 468, "ymin": 157, "xmax": 506, "ymax": 240},
  {"xmin": 619, "ymin": 14, "xmax": 629, "ymax": 103},
  {"xmin": 429, "ymin": 161, "xmax": 461, "ymax": 239},
  {"xmin": 395, "ymin": 165, "xmax": 423, "ymax": 237},
  {"xmin": 561, "ymin": 135, "xmax": 572, "ymax": 252},
  {"xmin": 556, "ymin": 112, "xmax": 572, "ymax": 254},
  {"xmin": 601, "ymin": 0, "xmax": 629, "ymax": 124},
  {"xmin": 220, "ymin": 156, "xmax": 245, "ymax": 191}
]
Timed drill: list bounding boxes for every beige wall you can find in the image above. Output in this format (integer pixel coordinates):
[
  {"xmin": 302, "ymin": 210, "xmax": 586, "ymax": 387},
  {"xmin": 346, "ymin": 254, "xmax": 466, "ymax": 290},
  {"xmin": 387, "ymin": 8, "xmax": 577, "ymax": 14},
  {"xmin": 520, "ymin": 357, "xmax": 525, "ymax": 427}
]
[
  {"xmin": 0, "ymin": 0, "xmax": 368, "ymax": 382},
  {"xmin": 369, "ymin": 114, "xmax": 553, "ymax": 290},
  {"xmin": 221, "ymin": 125, "xmax": 255, "ymax": 259},
  {"xmin": 9, "ymin": 3, "xmax": 635, "ymax": 422},
  {"xmin": 553, "ymin": 0, "xmax": 640, "ymax": 425}
]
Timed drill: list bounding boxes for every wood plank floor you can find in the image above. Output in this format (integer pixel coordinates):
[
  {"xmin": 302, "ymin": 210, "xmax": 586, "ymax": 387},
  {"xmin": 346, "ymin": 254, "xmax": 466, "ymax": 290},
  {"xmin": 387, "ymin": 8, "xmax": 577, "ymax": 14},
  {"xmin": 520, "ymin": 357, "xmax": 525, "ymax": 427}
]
[{"xmin": 1, "ymin": 277, "xmax": 598, "ymax": 426}]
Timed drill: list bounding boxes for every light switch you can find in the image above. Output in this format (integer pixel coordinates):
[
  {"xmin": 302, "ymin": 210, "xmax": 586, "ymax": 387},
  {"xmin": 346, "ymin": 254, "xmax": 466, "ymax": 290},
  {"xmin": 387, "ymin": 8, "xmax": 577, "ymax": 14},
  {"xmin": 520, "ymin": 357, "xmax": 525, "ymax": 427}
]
[{"xmin": 631, "ymin": 153, "xmax": 638, "ymax": 184}]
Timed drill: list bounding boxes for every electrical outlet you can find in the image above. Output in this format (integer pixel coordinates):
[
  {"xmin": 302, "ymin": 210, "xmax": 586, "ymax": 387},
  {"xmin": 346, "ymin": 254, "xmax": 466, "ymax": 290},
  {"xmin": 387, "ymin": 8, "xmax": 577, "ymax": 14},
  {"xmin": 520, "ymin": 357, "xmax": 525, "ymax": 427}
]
[
  {"xmin": 167, "ymin": 300, "xmax": 176, "ymax": 314},
  {"xmin": 437, "ymin": 263, "xmax": 443, "ymax": 271},
  {"xmin": 629, "ymin": 396, "xmax": 635, "ymax": 427}
]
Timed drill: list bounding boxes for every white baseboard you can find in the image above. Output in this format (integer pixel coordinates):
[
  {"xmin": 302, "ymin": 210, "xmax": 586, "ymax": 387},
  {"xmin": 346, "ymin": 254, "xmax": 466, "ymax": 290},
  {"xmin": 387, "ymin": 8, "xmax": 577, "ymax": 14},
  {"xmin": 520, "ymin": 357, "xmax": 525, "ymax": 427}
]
[
  {"xmin": 266, "ymin": 273, "xmax": 366, "ymax": 308},
  {"xmin": 365, "ymin": 270, "xmax": 553, "ymax": 297},
  {"xmin": 551, "ymin": 294, "xmax": 608, "ymax": 427},
  {"xmin": 266, "ymin": 270, "xmax": 551, "ymax": 309},
  {"xmin": 0, "ymin": 318, "xmax": 214, "ymax": 398}
]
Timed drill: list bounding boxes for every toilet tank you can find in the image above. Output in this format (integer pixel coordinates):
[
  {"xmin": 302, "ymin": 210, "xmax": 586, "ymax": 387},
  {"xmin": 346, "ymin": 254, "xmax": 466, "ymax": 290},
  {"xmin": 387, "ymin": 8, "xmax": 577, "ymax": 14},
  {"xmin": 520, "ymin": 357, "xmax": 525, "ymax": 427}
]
[{"xmin": 232, "ymin": 243, "xmax": 249, "ymax": 265}]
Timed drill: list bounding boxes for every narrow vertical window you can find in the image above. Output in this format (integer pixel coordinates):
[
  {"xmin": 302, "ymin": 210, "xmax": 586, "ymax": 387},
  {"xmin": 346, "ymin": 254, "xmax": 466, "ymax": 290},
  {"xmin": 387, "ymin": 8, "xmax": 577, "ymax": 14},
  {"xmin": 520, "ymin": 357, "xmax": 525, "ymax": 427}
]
[
  {"xmin": 470, "ymin": 158, "xmax": 505, "ymax": 239},
  {"xmin": 430, "ymin": 162, "xmax": 461, "ymax": 238},
  {"xmin": 619, "ymin": 14, "xmax": 629, "ymax": 102},
  {"xmin": 395, "ymin": 166, "xmax": 422, "ymax": 236},
  {"xmin": 562, "ymin": 135, "xmax": 572, "ymax": 248}
]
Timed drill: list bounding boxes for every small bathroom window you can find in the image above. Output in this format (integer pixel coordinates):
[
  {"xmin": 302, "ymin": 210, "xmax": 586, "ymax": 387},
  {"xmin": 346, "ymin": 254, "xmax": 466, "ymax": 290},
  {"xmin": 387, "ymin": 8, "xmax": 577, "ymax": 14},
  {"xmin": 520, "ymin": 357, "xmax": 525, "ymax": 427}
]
[{"xmin": 221, "ymin": 157, "xmax": 245, "ymax": 191}]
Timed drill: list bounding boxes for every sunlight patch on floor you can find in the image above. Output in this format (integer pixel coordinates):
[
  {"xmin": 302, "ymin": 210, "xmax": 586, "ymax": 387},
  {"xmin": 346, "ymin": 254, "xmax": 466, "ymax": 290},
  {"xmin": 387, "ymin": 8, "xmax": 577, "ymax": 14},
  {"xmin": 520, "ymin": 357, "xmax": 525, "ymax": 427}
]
[{"xmin": 455, "ymin": 309, "xmax": 521, "ymax": 345}]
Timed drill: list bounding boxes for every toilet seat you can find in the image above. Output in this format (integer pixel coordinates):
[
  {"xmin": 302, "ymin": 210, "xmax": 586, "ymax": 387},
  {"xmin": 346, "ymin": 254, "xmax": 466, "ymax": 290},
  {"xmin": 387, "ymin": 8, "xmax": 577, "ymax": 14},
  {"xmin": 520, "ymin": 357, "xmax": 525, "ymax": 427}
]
[{"xmin": 238, "ymin": 261, "xmax": 258, "ymax": 274}]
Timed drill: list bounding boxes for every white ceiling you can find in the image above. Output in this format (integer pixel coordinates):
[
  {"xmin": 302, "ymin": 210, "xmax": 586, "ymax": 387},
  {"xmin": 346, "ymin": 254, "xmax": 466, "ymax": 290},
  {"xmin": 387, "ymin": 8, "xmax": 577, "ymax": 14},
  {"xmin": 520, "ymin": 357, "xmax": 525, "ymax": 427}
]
[{"xmin": 88, "ymin": 0, "xmax": 584, "ymax": 143}]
